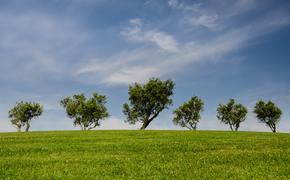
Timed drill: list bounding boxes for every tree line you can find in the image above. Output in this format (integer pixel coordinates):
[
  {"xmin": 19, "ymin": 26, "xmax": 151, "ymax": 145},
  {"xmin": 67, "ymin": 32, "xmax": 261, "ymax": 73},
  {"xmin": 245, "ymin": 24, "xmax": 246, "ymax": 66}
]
[{"xmin": 8, "ymin": 78, "xmax": 283, "ymax": 133}]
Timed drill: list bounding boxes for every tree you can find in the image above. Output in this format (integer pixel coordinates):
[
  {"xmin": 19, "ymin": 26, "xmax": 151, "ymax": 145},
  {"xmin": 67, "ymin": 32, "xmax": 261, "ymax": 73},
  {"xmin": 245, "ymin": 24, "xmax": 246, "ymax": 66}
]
[
  {"xmin": 60, "ymin": 92, "xmax": 109, "ymax": 130},
  {"xmin": 217, "ymin": 99, "xmax": 247, "ymax": 131},
  {"xmin": 123, "ymin": 78, "xmax": 175, "ymax": 130},
  {"xmin": 253, "ymin": 100, "xmax": 282, "ymax": 133},
  {"xmin": 173, "ymin": 96, "xmax": 204, "ymax": 130},
  {"xmin": 8, "ymin": 101, "xmax": 43, "ymax": 132}
]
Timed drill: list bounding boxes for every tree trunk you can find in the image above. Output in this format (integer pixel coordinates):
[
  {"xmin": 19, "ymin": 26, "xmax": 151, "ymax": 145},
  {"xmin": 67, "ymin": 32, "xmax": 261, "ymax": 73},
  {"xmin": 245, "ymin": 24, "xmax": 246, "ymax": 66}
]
[
  {"xmin": 193, "ymin": 124, "xmax": 197, "ymax": 130},
  {"xmin": 272, "ymin": 125, "xmax": 276, "ymax": 133},
  {"xmin": 269, "ymin": 123, "xmax": 276, "ymax": 133},
  {"xmin": 229, "ymin": 124, "xmax": 233, "ymax": 131},
  {"xmin": 140, "ymin": 119, "xmax": 150, "ymax": 130},
  {"xmin": 17, "ymin": 127, "xmax": 21, "ymax": 132},
  {"xmin": 25, "ymin": 122, "xmax": 30, "ymax": 132},
  {"xmin": 235, "ymin": 124, "xmax": 239, "ymax": 131}
]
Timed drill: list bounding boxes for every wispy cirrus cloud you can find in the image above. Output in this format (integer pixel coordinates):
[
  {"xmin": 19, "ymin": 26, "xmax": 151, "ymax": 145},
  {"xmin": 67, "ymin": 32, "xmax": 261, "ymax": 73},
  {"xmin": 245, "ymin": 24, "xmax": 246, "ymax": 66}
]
[
  {"xmin": 167, "ymin": 0, "xmax": 260, "ymax": 31},
  {"xmin": 168, "ymin": 0, "xmax": 203, "ymax": 12},
  {"xmin": 76, "ymin": 8, "xmax": 290, "ymax": 86},
  {"xmin": 168, "ymin": 0, "xmax": 221, "ymax": 31},
  {"xmin": 121, "ymin": 18, "xmax": 179, "ymax": 52},
  {"xmin": 75, "ymin": 48, "xmax": 162, "ymax": 85},
  {"xmin": 189, "ymin": 14, "xmax": 219, "ymax": 29}
]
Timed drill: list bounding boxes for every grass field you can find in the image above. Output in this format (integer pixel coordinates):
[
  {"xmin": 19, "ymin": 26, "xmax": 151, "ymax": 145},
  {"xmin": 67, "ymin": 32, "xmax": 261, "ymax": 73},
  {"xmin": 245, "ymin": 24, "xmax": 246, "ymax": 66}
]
[{"xmin": 0, "ymin": 130, "xmax": 290, "ymax": 179}]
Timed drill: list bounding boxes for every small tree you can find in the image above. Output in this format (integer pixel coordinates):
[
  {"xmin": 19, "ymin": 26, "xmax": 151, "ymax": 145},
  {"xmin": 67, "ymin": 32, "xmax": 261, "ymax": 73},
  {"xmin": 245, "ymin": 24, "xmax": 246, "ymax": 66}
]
[
  {"xmin": 60, "ymin": 92, "xmax": 109, "ymax": 130},
  {"xmin": 123, "ymin": 78, "xmax": 174, "ymax": 130},
  {"xmin": 173, "ymin": 96, "xmax": 204, "ymax": 130},
  {"xmin": 217, "ymin": 99, "xmax": 247, "ymax": 131},
  {"xmin": 253, "ymin": 100, "xmax": 282, "ymax": 133},
  {"xmin": 8, "ymin": 101, "xmax": 43, "ymax": 132}
]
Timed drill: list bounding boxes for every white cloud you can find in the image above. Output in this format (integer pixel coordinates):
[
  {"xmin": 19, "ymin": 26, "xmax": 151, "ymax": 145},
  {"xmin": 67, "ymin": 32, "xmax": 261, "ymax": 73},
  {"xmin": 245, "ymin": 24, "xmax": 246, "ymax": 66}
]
[
  {"xmin": 129, "ymin": 18, "xmax": 143, "ymax": 26},
  {"xmin": 189, "ymin": 14, "xmax": 219, "ymax": 29},
  {"xmin": 76, "ymin": 12, "xmax": 290, "ymax": 86},
  {"xmin": 147, "ymin": 31, "xmax": 179, "ymax": 52},
  {"xmin": 75, "ymin": 48, "xmax": 163, "ymax": 85},
  {"xmin": 167, "ymin": 0, "xmax": 220, "ymax": 30},
  {"xmin": 168, "ymin": 0, "xmax": 179, "ymax": 8},
  {"xmin": 168, "ymin": 0, "xmax": 202, "ymax": 13},
  {"xmin": 121, "ymin": 19, "xmax": 179, "ymax": 52}
]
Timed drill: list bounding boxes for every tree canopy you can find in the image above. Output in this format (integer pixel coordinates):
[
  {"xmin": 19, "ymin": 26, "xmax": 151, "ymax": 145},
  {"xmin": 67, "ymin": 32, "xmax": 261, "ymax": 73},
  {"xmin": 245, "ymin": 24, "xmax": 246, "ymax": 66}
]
[
  {"xmin": 253, "ymin": 100, "xmax": 282, "ymax": 133},
  {"xmin": 8, "ymin": 101, "xmax": 43, "ymax": 132},
  {"xmin": 217, "ymin": 99, "xmax": 247, "ymax": 131},
  {"xmin": 123, "ymin": 78, "xmax": 175, "ymax": 130},
  {"xmin": 60, "ymin": 92, "xmax": 109, "ymax": 130},
  {"xmin": 173, "ymin": 96, "xmax": 204, "ymax": 130}
]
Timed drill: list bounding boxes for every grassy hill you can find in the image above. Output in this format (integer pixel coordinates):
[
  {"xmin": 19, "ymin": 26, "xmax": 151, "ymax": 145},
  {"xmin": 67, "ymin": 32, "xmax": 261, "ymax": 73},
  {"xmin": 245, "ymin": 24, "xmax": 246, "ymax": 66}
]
[{"xmin": 0, "ymin": 130, "xmax": 289, "ymax": 179}]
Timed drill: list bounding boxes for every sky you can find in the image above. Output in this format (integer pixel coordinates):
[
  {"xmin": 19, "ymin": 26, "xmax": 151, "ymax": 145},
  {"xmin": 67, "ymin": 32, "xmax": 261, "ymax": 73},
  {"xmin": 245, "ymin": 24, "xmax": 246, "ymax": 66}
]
[{"xmin": 0, "ymin": 0, "xmax": 290, "ymax": 132}]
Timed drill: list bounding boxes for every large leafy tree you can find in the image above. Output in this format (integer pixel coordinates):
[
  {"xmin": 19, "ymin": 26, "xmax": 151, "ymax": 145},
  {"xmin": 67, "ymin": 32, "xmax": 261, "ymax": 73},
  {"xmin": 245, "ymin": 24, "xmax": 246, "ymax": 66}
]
[
  {"xmin": 173, "ymin": 96, "xmax": 204, "ymax": 130},
  {"xmin": 8, "ymin": 101, "xmax": 43, "ymax": 132},
  {"xmin": 60, "ymin": 93, "xmax": 109, "ymax": 130},
  {"xmin": 217, "ymin": 99, "xmax": 247, "ymax": 131},
  {"xmin": 253, "ymin": 100, "xmax": 282, "ymax": 133},
  {"xmin": 123, "ymin": 78, "xmax": 175, "ymax": 130}
]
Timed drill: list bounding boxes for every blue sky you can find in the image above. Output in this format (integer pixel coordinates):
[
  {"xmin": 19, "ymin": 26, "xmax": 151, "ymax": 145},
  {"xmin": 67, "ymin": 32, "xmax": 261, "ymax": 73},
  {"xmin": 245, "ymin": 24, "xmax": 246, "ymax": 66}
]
[{"xmin": 0, "ymin": 0, "xmax": 290, "ymax": 132}]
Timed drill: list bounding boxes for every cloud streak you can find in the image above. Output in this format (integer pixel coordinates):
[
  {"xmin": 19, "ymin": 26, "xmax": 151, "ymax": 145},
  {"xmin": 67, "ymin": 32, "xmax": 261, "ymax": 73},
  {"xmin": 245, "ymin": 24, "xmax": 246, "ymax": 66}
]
[
  {"xmin": 121, "ymin": 18, "xmax": 179, "ymax": 52},
  {"xmin": 76, "ymin": 7, "xmax": 290, "ymax": 86}
]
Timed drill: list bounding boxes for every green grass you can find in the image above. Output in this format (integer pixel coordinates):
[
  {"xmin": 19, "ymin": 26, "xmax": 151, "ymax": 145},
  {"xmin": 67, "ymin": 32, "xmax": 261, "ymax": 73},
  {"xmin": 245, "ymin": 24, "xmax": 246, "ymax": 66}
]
[{"xmin": 0, "ymin": 130, "xmax": 290, "ymax": 179}]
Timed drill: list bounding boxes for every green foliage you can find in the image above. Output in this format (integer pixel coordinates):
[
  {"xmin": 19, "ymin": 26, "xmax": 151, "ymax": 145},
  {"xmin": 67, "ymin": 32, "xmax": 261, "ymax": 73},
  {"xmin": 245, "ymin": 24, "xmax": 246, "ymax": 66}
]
[
  {"xmin": 60, "ymin": 92, "xmax": 109, "ymax": 130},
  {"xmin": 8, "ymin": 101, "xmax": 43, "ymax": 132},
  {"xmin": 0, "ymin": 130, "xmax": 290, "ymax": 179},
  {"xmin": 253, "ymin": 100, "xmax": 282, "ymax": 133},
  {"xmin": 123, "ymin": 78, "xmax": 174, "ymax": 129},
  {"xmin": 173, "ymin": 96, "xmax": 204, "ymax": 130},
  {"xmin": 217, "ymin": 99, "xmax": 247, "ymax": 131}
]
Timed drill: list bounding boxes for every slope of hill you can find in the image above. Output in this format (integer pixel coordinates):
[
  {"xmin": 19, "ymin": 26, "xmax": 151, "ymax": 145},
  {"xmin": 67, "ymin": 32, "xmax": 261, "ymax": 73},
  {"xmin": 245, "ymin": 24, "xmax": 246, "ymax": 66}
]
[{"xmin": 0, "ymin": 130, "xmax": 289, "ymax": 179}]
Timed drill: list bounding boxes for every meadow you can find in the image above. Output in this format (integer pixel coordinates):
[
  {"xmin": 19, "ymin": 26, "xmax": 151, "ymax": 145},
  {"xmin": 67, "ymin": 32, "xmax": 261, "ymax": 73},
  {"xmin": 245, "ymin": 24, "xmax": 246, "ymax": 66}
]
[{"xmin": 0, "ymin": 130, "xmax": 290, "ymax": 179}]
